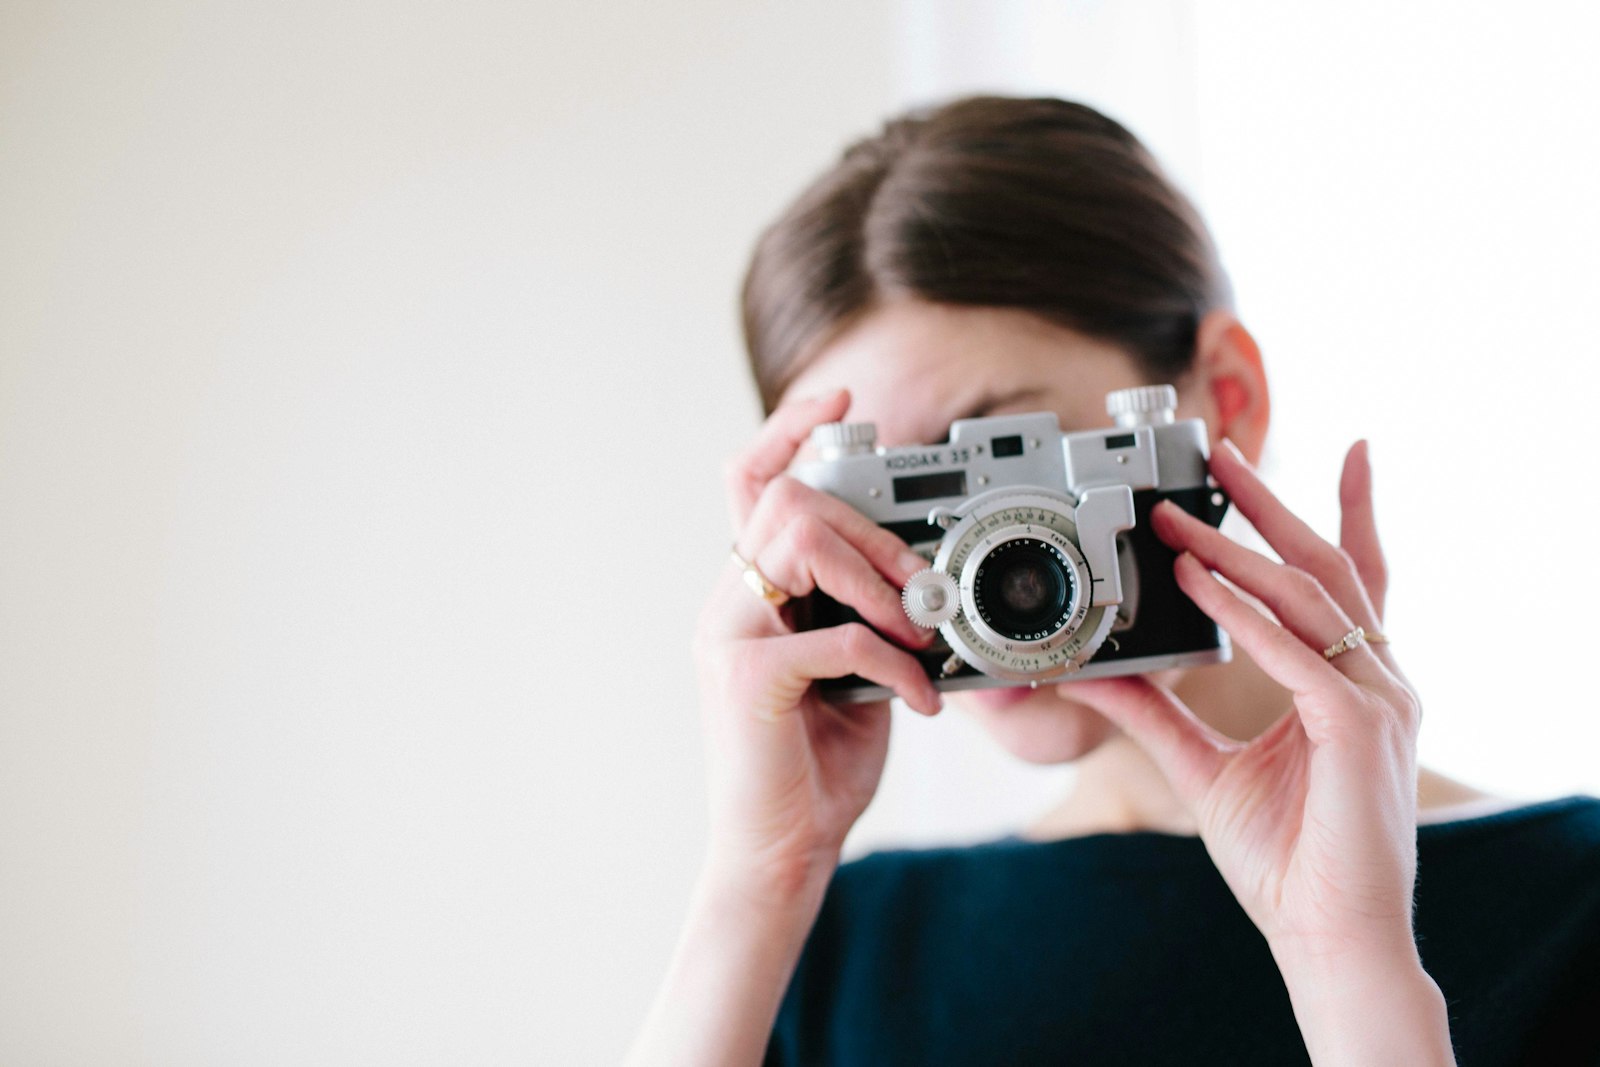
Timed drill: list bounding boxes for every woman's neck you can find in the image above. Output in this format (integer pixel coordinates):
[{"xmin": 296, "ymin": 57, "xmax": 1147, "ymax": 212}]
[{"xmin": 1022, "ymin": 648, "xmax": 1495, "ymax": 842}]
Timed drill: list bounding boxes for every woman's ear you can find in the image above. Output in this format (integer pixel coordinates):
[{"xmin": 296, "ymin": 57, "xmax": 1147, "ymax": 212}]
[{"xmin": 1179, "ymin": 309, "xmax": 1270, "ymax": 464}]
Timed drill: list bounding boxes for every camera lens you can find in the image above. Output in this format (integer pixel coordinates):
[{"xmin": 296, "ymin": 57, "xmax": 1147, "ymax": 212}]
[{"xmin": 972, "ymin": 538, "xmax": 1076, "ymax": 642}]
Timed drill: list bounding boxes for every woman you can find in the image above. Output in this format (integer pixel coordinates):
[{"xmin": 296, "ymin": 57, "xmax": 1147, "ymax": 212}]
[{"xmin": 625, "ymin": 96, "xmax": 1600, "ymax": 1065}]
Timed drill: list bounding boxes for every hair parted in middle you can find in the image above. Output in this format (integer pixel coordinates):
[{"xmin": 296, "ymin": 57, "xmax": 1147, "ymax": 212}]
[{"xmin": 739, "ymin": 95, "xmax": 1234, "ymax": 415}]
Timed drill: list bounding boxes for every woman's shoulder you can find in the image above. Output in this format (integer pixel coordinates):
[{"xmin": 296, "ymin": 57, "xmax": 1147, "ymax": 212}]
[
  {"xmin": 1415, "ymin": 791, "xmax": 1600, "ymax": 845},
  {"xmin": 1413, "ymin": 793, "xmax": 1600, "ymax": 920},
  {"xmin": 1409, "ymin": 794, "xmax": 1600, "ymax": 1061}
]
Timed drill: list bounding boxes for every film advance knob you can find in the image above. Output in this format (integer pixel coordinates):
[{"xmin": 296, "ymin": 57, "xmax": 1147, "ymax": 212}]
[
  {"xmin": 810, "ymin": 421, "xmax": 877, "ymax": 460},
  {"xmin": 1106, "ymin": 384, "xmax": 1179, "ymax": 428},
  {"xmin": 902, "ymin": 568, "xmax": 960, "ymax": 629}
]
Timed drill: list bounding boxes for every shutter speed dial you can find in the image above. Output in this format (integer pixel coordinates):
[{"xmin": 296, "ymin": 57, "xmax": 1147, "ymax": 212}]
[
  {"xmin": 902, "ymin": 568, "xmax": 960, "ymax": 629},
  {"xmin": 810, "ymin": 422, "xmax": 877, "ymax": 460},
  {"xmin": 1106, "ymin": 384, "xmax": 1178, "ymax": 427}
]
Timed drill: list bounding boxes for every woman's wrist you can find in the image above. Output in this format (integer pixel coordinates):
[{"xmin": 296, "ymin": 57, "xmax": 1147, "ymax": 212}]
[
  {"xmin": 697, "ymin": 848, "xmax": 837, "ymax": 939},
  {"xmin": 703, "ymin": 836, "xmax": 841, "ymax": 911},
  {"xmin": 1270, "ymin": 935, "xmax": 1454, "ymax": 1067},
  {"xmin": 622, "ymin": 855, "xmax": 835, "ymax": 1067}
]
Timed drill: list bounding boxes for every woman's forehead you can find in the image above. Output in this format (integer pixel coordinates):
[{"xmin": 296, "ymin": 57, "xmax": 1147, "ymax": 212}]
[{"xmin": 788, "ymin": 301, "xmax": 1141, "ymax": 445}]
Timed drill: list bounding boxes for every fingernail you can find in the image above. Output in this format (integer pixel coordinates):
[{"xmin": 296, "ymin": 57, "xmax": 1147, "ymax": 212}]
[
  {"xmin": 801, "ymin": 388, "xmax": 843, "ymax": 409},
  {"xmin": 1152, "ymin": 499, "xmax": 1193, "ymax": 537},
  {"xmin": 1219, "ymin": 437, "xmax": 1247, "ymax": 464},
  {"xmin": 899, "ymin": 550, "xmax": 928, "ymax": 580}
]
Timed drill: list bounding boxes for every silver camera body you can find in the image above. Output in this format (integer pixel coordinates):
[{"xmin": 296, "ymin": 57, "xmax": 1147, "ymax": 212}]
[{"xmin": 789, "ymin": 385, "xmax": 1232, "ymax": 702}]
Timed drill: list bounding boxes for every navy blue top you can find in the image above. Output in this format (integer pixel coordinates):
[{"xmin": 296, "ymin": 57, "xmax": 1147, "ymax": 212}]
[{"xmin": 765, "ymin": 795, "xmax": 1600, "ymax": 1066}]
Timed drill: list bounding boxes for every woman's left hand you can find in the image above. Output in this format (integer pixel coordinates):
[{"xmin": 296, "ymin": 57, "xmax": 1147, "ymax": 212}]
[{"xmin": 1062, "ymin": 437, "xmax": 1426, "ymax": 968}]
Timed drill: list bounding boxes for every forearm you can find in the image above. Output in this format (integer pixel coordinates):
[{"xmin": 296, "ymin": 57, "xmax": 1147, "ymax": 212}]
[
  {"xmin": 1273, "ymin": 939, "xmax": 1455, "ymax": 1067},
  {"xmin": 623, "ymin": 859, "xmax": 834, "ymax": 1067}
]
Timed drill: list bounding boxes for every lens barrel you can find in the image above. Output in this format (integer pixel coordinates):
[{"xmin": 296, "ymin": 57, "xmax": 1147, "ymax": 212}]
[{"xmin": 972, "ymin": 537, "xmax": 1076, "ymax": 642}]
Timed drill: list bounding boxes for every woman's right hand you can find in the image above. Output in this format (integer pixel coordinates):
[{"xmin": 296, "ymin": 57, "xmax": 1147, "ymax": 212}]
[{"xmin": 694, "ymin": 387, "xmax": 944, "ymax": 899}]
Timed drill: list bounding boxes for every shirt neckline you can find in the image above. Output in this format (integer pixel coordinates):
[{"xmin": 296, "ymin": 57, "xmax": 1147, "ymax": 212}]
[{"xmin": 978, "ymin": 793, "xmax": 1596, "ymax": 856}]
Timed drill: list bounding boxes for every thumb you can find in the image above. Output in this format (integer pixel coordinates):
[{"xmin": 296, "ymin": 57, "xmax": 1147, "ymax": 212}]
[{"xmin": 1059, "ymin": 676, "xmax": 1234, "ymax": 806}]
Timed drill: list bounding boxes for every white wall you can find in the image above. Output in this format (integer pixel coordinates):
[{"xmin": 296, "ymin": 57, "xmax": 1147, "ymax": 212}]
[
  {"xmin": 4, "ymin": 2, "xmax": 1597, "ymax": 1064},
  {"xmin": 0, "ymin": 2, "xmax": 898, "ymax": 1063},
  {"xmin": 1190, "ymin": 0, "xmax": 1600, "ymax": 803}
]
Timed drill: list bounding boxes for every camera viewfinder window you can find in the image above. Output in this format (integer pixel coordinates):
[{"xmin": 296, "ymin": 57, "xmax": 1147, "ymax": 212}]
[
  {"xmin": 893, "ymin": 471, "xmax": 967, "ymax": 504},
  {"xmin": 991, "ymin": 435, "xmax": 1025, "ymax": 458},
  {"xmin": 1105, "ymin": 433, "xmax": 1137, "ymax": 450}
]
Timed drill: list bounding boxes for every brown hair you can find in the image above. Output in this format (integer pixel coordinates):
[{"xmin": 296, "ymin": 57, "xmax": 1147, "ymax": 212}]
[{"xmin": 739, "ymin": 95, "xmax": 1234, "ymax": 416}]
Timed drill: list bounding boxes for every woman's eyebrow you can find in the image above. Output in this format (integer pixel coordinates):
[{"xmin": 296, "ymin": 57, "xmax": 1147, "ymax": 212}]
[
  {"xmin": 910, "ymin": 387, "xmax": 1050, "ymax": 444},
  {"xmin": 951, "ymin": 386, "xmax": 1050, "ymax": 423}
]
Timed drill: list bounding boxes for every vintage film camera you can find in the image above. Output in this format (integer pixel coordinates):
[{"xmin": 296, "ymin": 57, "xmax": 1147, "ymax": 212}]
[{"xmin": 789, "ymin": 385, "xmax": 1232, "ymax": 702}]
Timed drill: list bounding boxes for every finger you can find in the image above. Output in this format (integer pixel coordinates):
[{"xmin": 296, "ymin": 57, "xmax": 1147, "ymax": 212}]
[
  {"xmin": 756, "ymin": 513, "xmax": 935, "ymax": 650},
  {"xmin": 733, "ymin": 623, "xmax": 943, "ymax": 720},
  {"xmin": 725, "ymin": 387, "xmax": 851, "ymax": 531},
  {"xmin": 740, "ymin": 474, "xmax": 930, "ymax": 591},
  {"xmin": 1210, "ymin": 438, "xmax": 1382, "ymax": 630},
  {"xmin": 1151, "ymin": 501, "xmax": 1391, "ymax": 689},
  {"xmin": 1172, "ymin": 550, "xmax": 1355, "ymax": 698},
  {"xmin": 1338, "ymin": 440, "xmax": 1389, "ymax": 619},
  {"xmin": 1058, "ymin": 675, "xmax": 1234, "ymax": 806}
]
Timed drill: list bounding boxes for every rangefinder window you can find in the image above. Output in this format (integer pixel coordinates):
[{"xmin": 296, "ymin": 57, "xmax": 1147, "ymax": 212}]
[
  {"xmin": 991, "ymin": 434, "xmax": 1025, "ymax": 458},
  {"xmin": 893, "ymin": 470, "xmax": 966, "ymax": 503},
  {"xmin": 1105, "ymin": 432, "xmax": 1137, "ymax": 449}
]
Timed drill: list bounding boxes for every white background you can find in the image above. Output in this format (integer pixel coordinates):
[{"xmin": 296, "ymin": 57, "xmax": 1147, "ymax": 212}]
[{"xmin": 3, "ymin": 2, "xmax": 1597, "ymax": 1063}]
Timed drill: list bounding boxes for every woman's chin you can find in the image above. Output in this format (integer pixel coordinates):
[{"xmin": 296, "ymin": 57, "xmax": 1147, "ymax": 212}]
[{"xmin": 952, "ymin": 684, "xmax": 1117, "ymax": 765}]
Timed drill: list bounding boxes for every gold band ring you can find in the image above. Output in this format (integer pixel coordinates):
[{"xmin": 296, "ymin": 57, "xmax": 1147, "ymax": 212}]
[
  {"xmin": 730, "ymin": 544, "xmax": 791, "ymax": 607},
  {"xmin": 1323, "ymin": 625, "xmax": 1390, "ymax": 660}
]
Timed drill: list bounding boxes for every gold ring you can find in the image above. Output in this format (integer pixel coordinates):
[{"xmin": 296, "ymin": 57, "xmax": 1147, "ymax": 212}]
[
  {"xmin": 731, "ymin": 544, "xmax": 791, "ymax": 606},
  {"xmin": 1323, "ymin": 625, "xmax": 1390, "ymax": 660}
]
